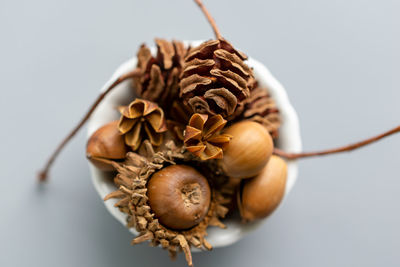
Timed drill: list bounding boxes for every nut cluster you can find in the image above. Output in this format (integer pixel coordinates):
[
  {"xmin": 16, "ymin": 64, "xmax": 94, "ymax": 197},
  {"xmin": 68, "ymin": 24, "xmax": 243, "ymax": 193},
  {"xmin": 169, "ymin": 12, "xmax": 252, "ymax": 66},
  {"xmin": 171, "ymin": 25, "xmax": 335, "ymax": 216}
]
[
  {"xmin": 86, "ymin": 38, "xmax": 285, "ymax": 266},
  {"xmin": 39, "ymin": 1, "xmax": 400, "ymax": 266}
]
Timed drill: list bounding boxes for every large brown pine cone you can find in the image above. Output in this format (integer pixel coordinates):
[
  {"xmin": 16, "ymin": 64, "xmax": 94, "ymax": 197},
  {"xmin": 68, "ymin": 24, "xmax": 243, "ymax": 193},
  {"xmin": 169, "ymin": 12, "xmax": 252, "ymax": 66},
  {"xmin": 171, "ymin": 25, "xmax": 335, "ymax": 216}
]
[
  {"xmin": 133, "ymin": 39, "xmax": 188, "ymax": 106},
  {"xmin": 180, "ymin": 38, "xmax": 255, "ymax": 118}
]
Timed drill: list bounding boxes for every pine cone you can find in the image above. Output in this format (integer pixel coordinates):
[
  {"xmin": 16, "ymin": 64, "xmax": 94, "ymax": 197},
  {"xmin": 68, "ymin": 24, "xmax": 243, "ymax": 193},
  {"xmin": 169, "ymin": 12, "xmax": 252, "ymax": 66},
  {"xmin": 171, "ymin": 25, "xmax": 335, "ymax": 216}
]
[
  {"xmin": 243, "ymin": 84, "xmax": 281, "ymax": 138},
  {"xmin": 133, "ymin": 39, "xmax": 188, "ymax": 106},
  {"xmin": 184, "ymin": 113, "xmax": 231, "ymax": 160},
  {"xmin": 118, "ymin": 99, "xmax": 167, "ymax": 150},
  {"xmin": 180, "ymin": 38, "xmax": 255, "ymax": 118}
]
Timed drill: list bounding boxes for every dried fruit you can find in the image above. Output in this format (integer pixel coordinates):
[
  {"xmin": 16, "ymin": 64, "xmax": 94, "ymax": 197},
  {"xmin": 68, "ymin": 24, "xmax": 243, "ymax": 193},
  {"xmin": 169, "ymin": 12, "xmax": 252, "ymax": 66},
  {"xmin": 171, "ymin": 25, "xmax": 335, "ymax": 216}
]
[
  {"xmin": 180, "ymin": 38, "xmax": 255, "ymax": 118},
  {"xmin": 118, "ymin": 98, "xmax": 167, "ymax": 150},
  {"xmin": 242, "ymin": 83, "xmax": 281, "ymax": 138},
  {"xmin": 184, "ymin": 113, "xmax": 231, "ymax": 160},
  {"xmin": 239, "ymin": 155, "xmax": 287, "ymax": 221},
  {"xmin": 220, "ymin": 121, "xmax": 274, "ymax": 178},
  {"xmin": 133, "ymin": 39, "xmax": 188, "ymax": 106},
  {"xmin": 147, "ymin": 165, "xmax": 211, "ymax": 230},
  {"xmin": 86, "ymin": 121, "xmax": 128, "ymax": 171}
]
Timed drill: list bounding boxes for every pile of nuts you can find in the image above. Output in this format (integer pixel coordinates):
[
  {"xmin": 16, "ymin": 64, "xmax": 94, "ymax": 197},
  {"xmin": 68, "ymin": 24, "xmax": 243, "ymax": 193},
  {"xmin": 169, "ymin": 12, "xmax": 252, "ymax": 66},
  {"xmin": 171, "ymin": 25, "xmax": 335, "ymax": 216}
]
[
  {"xmin": 86, "ymin": 38, "xmax": 287, "ymax": 266},
  {"xmin": 37, "ymin": 2, "xmax": 400, "ymax": 266},
  {"xmin": 37, "ymin": 1, "xmax": 400, "ymax": 266}
]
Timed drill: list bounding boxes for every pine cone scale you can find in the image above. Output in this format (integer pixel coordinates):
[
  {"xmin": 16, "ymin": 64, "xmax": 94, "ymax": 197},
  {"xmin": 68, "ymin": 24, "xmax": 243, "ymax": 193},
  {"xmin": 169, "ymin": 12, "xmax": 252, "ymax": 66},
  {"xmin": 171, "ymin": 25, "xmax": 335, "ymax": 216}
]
[
  {"xmin": 155, "ymin": 39, "xmax": 175, "ymax": 69},
  {"xmin": 204, "ymin": 88, "xmax": 237, "ymax": 116},
  {"xmin": 180, "ymin": 74, "xmax": 213, "ymax": 96},
  {"xmin": 185, "ymin": 40, "xmax": 220, "ymax": 61},
  {"xmin": 181, "ymin": 58, "xmax": 215, "ymax": 78},
  {"xmin": 213, "ymin": 49, "xmax": 251, "ymax": 79}
]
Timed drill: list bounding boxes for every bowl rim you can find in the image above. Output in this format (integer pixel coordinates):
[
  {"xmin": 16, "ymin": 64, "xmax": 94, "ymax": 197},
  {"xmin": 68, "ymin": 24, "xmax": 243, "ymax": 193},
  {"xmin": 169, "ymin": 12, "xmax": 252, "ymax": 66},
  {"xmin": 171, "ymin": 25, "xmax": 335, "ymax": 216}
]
[{"xmin": 87, "ymin": 41, "xmax": 302, "ymax": 250}]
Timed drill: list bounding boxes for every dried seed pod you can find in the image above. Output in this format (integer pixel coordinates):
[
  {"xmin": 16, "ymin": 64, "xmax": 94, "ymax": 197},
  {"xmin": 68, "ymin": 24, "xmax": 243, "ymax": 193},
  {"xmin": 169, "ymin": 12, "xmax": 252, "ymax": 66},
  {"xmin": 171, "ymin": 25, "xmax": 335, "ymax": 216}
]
[
  {"xmin": 240, "ymin": 155, "xmax": 287, "ymax": 222},
  {"xmin": 86, "ymin": 121, "xmax": 128, "ymax": 171},
  {"xmin": 104, "ymin": 141, "xmax": 230, "ymax": 266},
  {"xmin": 180, "ymin": 38, "xmax": 255, "ymax": 118},
  {"xmin": 220, "ymin": 121, "xmax": 273, "ymax": 178},
  {"xmin": 133, "ymin": 39, "xmax": 188, "ymax": 106},
  {"xmin": 147, "ymin": 165, "xmax": 211, "ymax": 230},
  {"xmin": 118, "ymin": 98, "xmax": 167, "ymax": 150},
  {"xmin": 184, "ymin": 113, "xmax": 232, "ymax": 160},
  {"xmin": 241, "ymin": 83, "xmax": 281, "ymax": 138}
]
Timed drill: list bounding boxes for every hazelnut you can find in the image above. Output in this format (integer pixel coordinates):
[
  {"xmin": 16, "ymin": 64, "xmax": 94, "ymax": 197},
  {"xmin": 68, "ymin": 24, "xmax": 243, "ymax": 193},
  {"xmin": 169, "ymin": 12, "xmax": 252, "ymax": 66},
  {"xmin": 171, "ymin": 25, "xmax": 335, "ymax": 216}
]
[
  {"xmin": 86, "ymin": 121, "xmax": 128, "ymax": 171},
  {"xmin": 220, "ymin": 121, "xmax": 274, "ymax": 178},
  {"xmin": 240, "ymin": 155, "xmax": 288, "ymax": 222},
  {"xmin": 147, "ymin": 165, "xmax": 211, "ymax": 230}
]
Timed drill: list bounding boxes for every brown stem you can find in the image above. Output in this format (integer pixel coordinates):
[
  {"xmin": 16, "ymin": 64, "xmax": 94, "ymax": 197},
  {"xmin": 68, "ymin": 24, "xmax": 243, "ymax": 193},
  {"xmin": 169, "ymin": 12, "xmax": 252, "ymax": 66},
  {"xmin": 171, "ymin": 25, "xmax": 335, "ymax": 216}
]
[
  {"xmin": 193, "ymin": 0, "xmax": 222, "ymax": 39},
  {"xmin": 274, "ymin": 124, "xmax": 400, "ymax": 160},
  {"xmin": 38, "ymin": 68, "xmax": 140, "ymax": 182}
]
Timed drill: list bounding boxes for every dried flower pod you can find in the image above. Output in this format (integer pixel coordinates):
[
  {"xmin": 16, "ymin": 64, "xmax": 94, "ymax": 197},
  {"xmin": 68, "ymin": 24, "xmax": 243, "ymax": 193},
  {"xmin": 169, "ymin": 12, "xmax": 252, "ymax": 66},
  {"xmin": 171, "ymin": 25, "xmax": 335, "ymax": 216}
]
[
  {"xmin": 118, "ymin": 98, "xmax": 167, "ymax": 150},
  {"xmin": 220, "ymin": 121, "xmax": 273, "ymax": 178},
  {"xmin": 86, "ymin": 121, "xmax": 128, "ymax": 171},
  {"xmin": 180, "ymin": 38, "xmax": 255, "ymax": 118},
  {"xmin": 242, "ymin": 83, "xmax": 281, "ymax": 138},
  {"xmin": 133, "ymin": 39, "xmax": 188, "ymax": 106},
  {"xmin": 239, "ymin": 155, "xmax": 287, "ymax": 222},
  {"xmin": 104, "ymin": 141, "xmax": 229, "ymax": 266},
  {"xmin": 147, "ymin": 165, "xmax": 211, "ymax": 230},
  {"xmin": 184, "ymin": 113, "xmax": 232, "ymax": 160}
]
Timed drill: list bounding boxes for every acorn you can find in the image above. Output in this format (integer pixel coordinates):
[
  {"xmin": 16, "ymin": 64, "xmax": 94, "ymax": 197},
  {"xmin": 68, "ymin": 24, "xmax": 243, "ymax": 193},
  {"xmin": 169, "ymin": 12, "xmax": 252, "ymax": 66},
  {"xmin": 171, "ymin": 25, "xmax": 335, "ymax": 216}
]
[
  {"xmin": 240, "ymin": 155, "xmax": 288, "ymax": 222},
  {"xmin": 86, "ymin": 121, "xmax": 128, "ymax": 171},
  {"xmin": 220, "ymin": 121, "xmax": 274, "ymax": 179},
  {"xmin": 147, "ymin": 165, "xmax": 211, "ymax": 230}
]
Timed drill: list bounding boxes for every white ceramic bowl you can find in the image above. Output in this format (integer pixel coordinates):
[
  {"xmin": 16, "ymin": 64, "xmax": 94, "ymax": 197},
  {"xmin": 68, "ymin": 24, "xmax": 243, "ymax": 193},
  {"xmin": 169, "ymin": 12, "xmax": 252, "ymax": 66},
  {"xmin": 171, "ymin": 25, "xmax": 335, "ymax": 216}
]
[{"xmin": 87, "ymin": 41, "xmax": 302, "ymax": 249}]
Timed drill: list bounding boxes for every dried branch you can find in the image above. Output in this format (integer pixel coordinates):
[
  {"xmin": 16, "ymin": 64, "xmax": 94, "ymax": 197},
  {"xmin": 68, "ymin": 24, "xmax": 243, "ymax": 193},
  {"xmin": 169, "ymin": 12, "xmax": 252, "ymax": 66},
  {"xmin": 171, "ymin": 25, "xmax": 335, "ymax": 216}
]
[
  {"xmin": 274, "ymin": 124, "xmax": 400, "ymax": 160},
  {"xmin": 193, "ymin": 0, "xmax": 222, "ymax": 39},
  {"xmin": 38, "ymin": 68, "xmax": 140, "ymax": 182}
]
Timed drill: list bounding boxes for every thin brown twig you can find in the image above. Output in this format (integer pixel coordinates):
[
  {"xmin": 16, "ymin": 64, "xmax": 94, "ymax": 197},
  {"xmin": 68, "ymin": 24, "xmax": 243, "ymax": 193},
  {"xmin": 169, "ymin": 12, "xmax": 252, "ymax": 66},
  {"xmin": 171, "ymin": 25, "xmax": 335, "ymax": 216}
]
[
  {"xmin": 193, "ymin": 0, "xmax": 222, "ymax": 39},
  {"xmin": 38, "ymin": 68, "xmax": 140, "ymax": 182},
  {"xmin": 274, "ymin": 124, "xmax": 400, "ymax": 160}
]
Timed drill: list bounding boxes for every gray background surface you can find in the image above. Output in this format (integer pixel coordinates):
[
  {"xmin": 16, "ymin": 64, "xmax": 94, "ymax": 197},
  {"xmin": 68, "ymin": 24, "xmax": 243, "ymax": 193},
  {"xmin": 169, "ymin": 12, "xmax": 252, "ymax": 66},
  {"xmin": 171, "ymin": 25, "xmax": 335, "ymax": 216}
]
[{"xmin": 1, "ymin": 0, "xmax": 399, "ymax": 266}]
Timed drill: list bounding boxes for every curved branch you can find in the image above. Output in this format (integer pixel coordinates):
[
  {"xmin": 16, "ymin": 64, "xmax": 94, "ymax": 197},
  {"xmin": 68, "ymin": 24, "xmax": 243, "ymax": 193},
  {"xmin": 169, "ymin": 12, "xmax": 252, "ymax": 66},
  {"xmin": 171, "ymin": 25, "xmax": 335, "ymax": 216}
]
[
  {"xmin": 274, "ymin": 124, "xmax": 400, "ymax": 160},
  {"xmin": 194, "ymin": 0, "xmax": 222, "ymax": 39},
  {"xmin": 38, "ymin": 68, "xmax": 140, "ymax": 182}
]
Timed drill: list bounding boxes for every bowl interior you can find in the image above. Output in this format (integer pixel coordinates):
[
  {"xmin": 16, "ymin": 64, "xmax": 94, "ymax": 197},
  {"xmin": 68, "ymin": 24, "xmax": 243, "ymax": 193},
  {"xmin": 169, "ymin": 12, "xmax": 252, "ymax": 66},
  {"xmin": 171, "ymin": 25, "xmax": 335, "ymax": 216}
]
[{"xmin": 87, "ymin": 41, "xmax": 302, "ymax": 249}]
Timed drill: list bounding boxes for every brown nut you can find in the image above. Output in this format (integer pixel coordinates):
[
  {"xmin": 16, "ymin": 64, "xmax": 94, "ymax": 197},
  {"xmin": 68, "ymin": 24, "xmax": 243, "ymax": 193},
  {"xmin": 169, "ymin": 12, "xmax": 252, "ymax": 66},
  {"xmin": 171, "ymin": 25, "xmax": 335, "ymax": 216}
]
[
  {"xmin": 86, "ymin": 121, "xmax": 128, "ymax": 171},
  {"xmin": 147, "ymin": 165, "xmax": 211, "ymax": 230},
  {"xmin": 220, "ymin": 121, "xmax": 274, "ymax": 178},
  {"xmin": 240, "ymin": 155, "xmax": 287, "ymax": 222}
]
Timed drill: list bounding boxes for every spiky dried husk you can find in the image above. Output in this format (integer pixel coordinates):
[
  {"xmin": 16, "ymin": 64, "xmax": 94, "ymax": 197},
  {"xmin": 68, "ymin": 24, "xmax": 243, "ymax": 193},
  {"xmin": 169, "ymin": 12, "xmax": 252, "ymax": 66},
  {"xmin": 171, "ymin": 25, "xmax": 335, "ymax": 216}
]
[
  {"xmin": 104, "ymin": 140, "xmax": 231, "ymax": 266},
  {"xmin": 180, "ymin": 38, "xmax": 255, "ymax": 118}
]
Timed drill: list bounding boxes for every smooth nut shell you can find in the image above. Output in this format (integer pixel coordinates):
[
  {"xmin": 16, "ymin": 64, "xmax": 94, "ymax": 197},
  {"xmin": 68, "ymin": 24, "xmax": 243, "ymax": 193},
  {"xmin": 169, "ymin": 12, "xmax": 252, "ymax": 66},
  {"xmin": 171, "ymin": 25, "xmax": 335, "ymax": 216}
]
[
  {"xmin": 221, "ymin": 121, "xmax": 274, "ymax": 178},
  {"xmin": 147, "ymin": 165, "xmax": 211, "ymax": 230},
  {"xmin": 241, "ymin": 155, "xmax": 287, "ymax": 221},
  {"xmin": 86, "ymin": 121, "xmax": 128, "ymax": 171}
]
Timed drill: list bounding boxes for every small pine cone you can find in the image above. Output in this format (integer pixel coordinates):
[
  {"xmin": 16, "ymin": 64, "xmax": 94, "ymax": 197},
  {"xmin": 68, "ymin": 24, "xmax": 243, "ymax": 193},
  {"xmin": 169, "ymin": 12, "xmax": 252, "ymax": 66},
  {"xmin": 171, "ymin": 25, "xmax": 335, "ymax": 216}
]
[
  {"xmin": 180, "ymin": 38, "xmax": 255, "ymax": 118},
  {"xmin": 243, "ymin": 84, "xmax": 281, "ymax": 138},
  {"xmin": 133, "ymin": 39, "xmax": 188, "ymax": 106}
]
